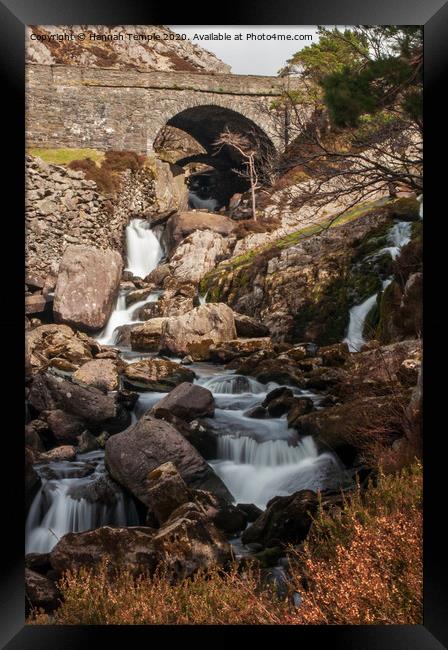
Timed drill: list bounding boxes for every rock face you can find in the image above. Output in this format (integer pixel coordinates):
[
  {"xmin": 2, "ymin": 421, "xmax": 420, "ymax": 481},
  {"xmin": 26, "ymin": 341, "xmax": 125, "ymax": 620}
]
[
  {"xmin": 53, "ymin": 245, "xmax": 122, "ymax": 332},
  {"xmin": 160, "ymin": 303, "xmax": 237, "ymax": 361},
  {"xmin": 166, "ymin": 211, "xmax": 236, "ymax": 252},
  {"xmin": 105, "ymin": 414, "xmax": 233, "ymax": 505},
  {"xmin": 73, "ymin": 358, "xmax": 119, "ymax": 392},
  {"xmin": 123, "ymin": 358, "xmax": 195, "ymax": 391},
  {"xmin": 27, "ymin": 25, "xmax": 231, "ymax": 73},
  {"xmin": 151, "ymin": 383, "xmax": 215, "ymax": 421},
  {"xmin": 234, "ymin": 313, "xmax": 270, "ymax": 338},
  {"xmin": 241, "ymin": 490, "xmax": 318, "ymax": 547}
]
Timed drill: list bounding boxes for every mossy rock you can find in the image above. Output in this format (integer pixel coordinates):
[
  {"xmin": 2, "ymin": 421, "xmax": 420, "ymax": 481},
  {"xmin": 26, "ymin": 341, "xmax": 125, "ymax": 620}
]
[
  {"xmin": 375, "ymin": 280, "xmax": 402, "ymax": 343},
  {"xmin": 253, "ymin": 546, "xmax": 283, "ymax": 568}
]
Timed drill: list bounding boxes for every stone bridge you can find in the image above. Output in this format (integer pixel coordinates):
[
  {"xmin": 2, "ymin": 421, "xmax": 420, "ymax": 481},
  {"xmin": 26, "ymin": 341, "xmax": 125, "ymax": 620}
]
[{"xmin": 26, "ymin": 64, "xmax": 304, "ymax": 164}]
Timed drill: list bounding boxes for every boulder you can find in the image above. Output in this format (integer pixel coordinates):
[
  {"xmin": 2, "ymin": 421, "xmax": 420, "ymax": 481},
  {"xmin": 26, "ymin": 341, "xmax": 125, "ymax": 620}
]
[
  {"xmin": 151, "ymin": 382, "xmax": 214, "ymax": 421},
  {"xmin": 234, "ymin": 313, "xmax": 269, "ymax": 338},
  {"xmin": 209, "ymin": 338, "xmax": 273, "ymax": 363},
  {"xmin": 262, "ymin": 387, "xmax": 294, "ymax": 417},
  {"xmin": 72, "ymin": 359, "xmax": 119, "ymax": 392},
  {"xmin": 294, "ymin": 395, "xmax": 406, "ymax": 462},
  {"xmin": 123, "ymin": 359, "xmax": 195, "ymax": 392},
  {"xmin": 152, "ymin": 159, "xmax": 188, "ymax": 215},
  {"xmin": 237, "ymin": 503, "xmax": 263, "ymax": 523},
  {"xmin": 28, "ymin": 373, "xmax": 116, "ymax": 423},
  {"xmin": 152, "ymin": 503, "xmax": 232, "ymax": 580},
  {"xmin": 25, "ymin": 324, "xmax": 93, "ymax": 376},
  {"xmin": 105, "ymin": 414, "xmax": 233, "ymax": 505},
  {"xmin": 25, "ymin": 569, "xmax": 60, "ymax": 613},
  {"xmin": 130, "ymin": 317, "xmax": 168, "ymax": 352},
  {"xmin": 318, "ymin": 342, "xmax": 349, "ymax": 367},
  {"xmin": 160, "ymin": 303, "xmax": 237, "ymax": 361},
  {"xmin": 25, "ymin": 293, "xmax": 51, "ymax": 315},
  {"xmin": 241, "ymin": 490, "xmax": 318, "ymax": 547},
  {"xmin": 166, "ymin": 211, "xmax": 236, "ymax": 251},
  {"xmin": 53, "ymin": 245, "xmax": 122, "ymax": 332},
  {"xmin": 49, "ymin": 526, "xmax": 158, "ymax": 576},
  {"xmin": 193, "ymin": 490, "xmax": 248, "ymax": 535},
  {"xmin": 45, "ymin": 409, "xmax": 85, "ymax": 444},
  {"xmin": 77, "ymin": 431, "xmax": 100, "ymax": 454},
  {"xmin": 237, "ymin": 357, "xmax": 305, "ymax": 387}
]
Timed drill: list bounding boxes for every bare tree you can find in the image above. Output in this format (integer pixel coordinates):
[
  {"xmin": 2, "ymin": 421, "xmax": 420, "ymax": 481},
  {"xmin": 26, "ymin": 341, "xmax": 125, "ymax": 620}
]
[{"xmin": 214, "ymin": 128, "xmax": 262, "ymax": 220}]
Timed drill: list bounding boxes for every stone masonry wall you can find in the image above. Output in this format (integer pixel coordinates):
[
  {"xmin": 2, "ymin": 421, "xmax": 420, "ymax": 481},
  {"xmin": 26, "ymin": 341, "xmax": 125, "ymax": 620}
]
[{"xmin": 26, "ymin": 64, "xmax": 303, "ymax": 153}]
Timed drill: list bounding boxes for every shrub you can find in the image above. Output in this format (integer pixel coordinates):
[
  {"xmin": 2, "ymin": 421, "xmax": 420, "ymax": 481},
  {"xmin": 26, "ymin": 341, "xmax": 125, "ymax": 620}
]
[{"xmin": 68, "ymin": 150, "xmax": 146, "ymax": 195}]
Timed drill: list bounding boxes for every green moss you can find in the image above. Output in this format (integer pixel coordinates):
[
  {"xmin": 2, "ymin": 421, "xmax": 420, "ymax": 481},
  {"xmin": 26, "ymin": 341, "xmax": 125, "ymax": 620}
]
[{"xmin": 28, "ymin": 147, "xmax": 105, "ymax": 166}]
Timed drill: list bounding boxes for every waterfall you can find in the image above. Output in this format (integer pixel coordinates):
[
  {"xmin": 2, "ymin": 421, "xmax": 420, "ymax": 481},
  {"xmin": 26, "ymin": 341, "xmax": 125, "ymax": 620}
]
[
  {"xmin": 418, "ymin": 195, "xmax": 423, "ymax": 219},
  {"xmin": 211, "ymin": 436, "xmax": 342, "ymax": 507},
  {"xmin": 199, "ymin": 290, "xmax": 208, "ymax": 305},
  {"xmin": 125, "ymin": 218, "xmax": 164, "ymax": 279},
  {"xmin": 200, "ymin": 374, "xmax": 266, "ymax": 395},
  {"xmin": 188, "ymin": 191, "xmax": 219, "ymax": 212},
  {"xmin": 95, "ymin": 289, "xmax": 159, "ymax": 346},
  {"xmin": 26, "ymin": 451, "xmax": 139, "ymax": 553},
  {"xmin": 344, "ymin": 220, "xmax": 412, "ymax": 352}
]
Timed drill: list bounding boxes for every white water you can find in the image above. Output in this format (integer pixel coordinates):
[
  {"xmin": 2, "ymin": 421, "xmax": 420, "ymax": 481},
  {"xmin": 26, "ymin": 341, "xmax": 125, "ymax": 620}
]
[
  {"xmin": 125, "ymin": 218, "xmax": 164, "ymax": 279},
  {"xmin": 211, "ymin": 436, "xmax": 342, "ymax": 507},
  {"xmin": 95, "ymin": 290, "xmax": 159, "ymax": 346},
  {"xmin": 344, "ymin": 220, "xmax": 412, "ymax": 352},
  {"xmin": 96, "ymin": 218, "xmax": 163, "ymax": 345},
  {"xmin": 200, "ymin": 374, "xmax": 267, "ymax": 395},
  {"xmin": 26, "ymin": 452, "xmax": 139, "ymax": 553},
  {"xmin": 418, "ymin": 194, "xmax": 423, "ymax": 219},
  {"xmin": 189, "ymin": 191, "xmax": 219, "ymax": 212}
]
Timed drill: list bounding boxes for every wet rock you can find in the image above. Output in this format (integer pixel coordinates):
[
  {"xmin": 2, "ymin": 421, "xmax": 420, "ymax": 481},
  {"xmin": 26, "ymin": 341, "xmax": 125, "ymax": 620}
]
[
  {"xmin": 105, "ymin": 414, "xmax": 233, "ymax": 505},
  {"xmin": 25, "ymin": 420, "xmax": 47, "ymax": 453},
  {"xmin": 25, "ymin": 568, "xmax": 60, "ymax": 613},
  {"xmin": 49, "ymin": 526, "xmax": 158, "ymax": 576},
  {"xmin": 151, "ymin": 382, "xmax": 214, "ymax": 421},
  {"xmin": 238, "ymin": 357, "xmax": 305, "ymax": 387},
  {"xmin": 194, "ymin": 490, "xmax": 248, "ymax": 535},
  {"xmin": 73, "ymin": 359, "xmax": 119, "ymax": 392},
  {"xmin": 160, "ymin": 303, "xmax": 237, "ymax": 361},
  {"xmin": 262, "ymin": 387, "xmax": 294, "ymax": 417},
  {"xmin": 39, "ymin": 445, "xmax": 77, "ymax": 462},
  {"xmin": 25, "ymin": 552, "xmax": 52, "ymax": 575},
  {"xmin": 53, "ymin": 245, "xmax": 122, "ymax": 332},
  {"xmin": 244, "ymin": 405, "xmax": 267, "ymax": 419},
  {"xmin": 123, "ymin": 358, "xmax": 195, "ymax": 392},
  {"xmin": 241, "ymin": 490, "xmax": 318, "ymax": 547},
  {"xmin": 287, "ymin": 397, "xmax": 315, "ymax": 427}
]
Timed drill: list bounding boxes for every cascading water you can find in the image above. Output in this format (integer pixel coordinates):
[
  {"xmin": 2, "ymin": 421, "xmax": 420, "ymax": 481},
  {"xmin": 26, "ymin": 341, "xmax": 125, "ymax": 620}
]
[
  {"xmin": 189, "ymin": 191, "xmax": 219, "ymax": 212},
  {"xmin": 344, "ymin": 220, "xmax": 412, "ymax": 352},
  {"xmin": 95, "ymin": 218, "xmax": 164, "ymax": 345},
  {"xmin": 26, "ymin": 451, "xmax": 139, "ymax": 553},
  {"xmin": 125, "ymin": 218, "xmax": 164, "ymax": 279}
]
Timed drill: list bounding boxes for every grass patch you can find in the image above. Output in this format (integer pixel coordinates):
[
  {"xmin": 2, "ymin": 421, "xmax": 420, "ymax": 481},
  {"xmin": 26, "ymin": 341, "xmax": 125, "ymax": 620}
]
[{"xmin": 28, "ymin": 148, "xmax": 105, "ymax": 166}]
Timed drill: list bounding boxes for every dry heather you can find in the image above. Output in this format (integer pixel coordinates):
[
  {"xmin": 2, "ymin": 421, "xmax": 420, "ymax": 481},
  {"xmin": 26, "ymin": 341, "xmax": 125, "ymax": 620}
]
[{"xmin": 29, "ymin": 462, "xmax": 422, "ymax": 626}]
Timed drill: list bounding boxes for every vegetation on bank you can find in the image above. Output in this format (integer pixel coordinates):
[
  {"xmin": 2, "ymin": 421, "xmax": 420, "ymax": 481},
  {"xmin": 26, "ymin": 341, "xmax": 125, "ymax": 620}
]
[
  {"xmin": 29, "ymin": 462, "xmax": 422, "ymax": 625},
  {"xmin": 28, "ymin": 147, "xmax": 105, "ymax": 166}
]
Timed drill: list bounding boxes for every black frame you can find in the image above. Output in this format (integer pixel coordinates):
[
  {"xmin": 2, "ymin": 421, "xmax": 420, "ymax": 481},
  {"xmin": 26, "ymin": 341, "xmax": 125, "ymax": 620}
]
[{"xmin": 1, "ymin": 0, "xmax": 446, "ymax": 647}]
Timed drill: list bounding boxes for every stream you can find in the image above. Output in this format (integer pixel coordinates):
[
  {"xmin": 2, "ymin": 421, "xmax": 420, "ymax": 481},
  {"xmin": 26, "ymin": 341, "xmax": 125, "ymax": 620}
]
[{"xmin": 26, "ymin": 217, "xmax": 350, "ymax": 553}]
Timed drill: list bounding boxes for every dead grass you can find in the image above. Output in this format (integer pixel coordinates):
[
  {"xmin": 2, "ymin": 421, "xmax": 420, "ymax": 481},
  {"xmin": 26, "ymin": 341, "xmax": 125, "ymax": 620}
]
[
  {"xmin": 68, "ymin": 150, "xmax": 146, "ymax": 195},
  {"xmin": 29, "ymin": 463, "xmax": 422, "ymax": 626}
]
